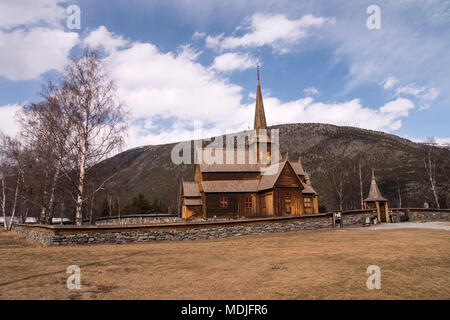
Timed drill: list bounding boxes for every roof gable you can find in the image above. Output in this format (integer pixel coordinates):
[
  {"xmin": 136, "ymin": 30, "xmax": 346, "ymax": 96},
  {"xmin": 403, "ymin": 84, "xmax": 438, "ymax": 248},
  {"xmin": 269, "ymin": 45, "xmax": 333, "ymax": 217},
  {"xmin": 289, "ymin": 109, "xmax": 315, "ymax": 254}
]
[
  {"xmin": 275, "ymin": 162, "xmax": 302, "ymax": 188},
  {"xmin": 258, "ymin": 160, "xmax": 304, "ymax": 191}
]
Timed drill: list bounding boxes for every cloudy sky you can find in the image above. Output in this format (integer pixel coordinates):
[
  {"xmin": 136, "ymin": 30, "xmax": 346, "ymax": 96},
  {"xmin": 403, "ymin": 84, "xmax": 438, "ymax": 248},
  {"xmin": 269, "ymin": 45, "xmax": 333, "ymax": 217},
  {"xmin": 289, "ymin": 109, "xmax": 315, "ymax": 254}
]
[{"xmin": 0, "ymin": 0, "xmax": 449, "ymax": 148}]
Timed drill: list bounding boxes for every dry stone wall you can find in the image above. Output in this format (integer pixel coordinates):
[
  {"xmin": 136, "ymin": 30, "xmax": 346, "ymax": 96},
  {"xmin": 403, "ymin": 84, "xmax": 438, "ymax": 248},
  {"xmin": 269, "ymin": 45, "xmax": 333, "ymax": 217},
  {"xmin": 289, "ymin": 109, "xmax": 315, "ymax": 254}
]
[{"xmin": 13, "ymin": 209, "xmax": 449, "ymax": 246}]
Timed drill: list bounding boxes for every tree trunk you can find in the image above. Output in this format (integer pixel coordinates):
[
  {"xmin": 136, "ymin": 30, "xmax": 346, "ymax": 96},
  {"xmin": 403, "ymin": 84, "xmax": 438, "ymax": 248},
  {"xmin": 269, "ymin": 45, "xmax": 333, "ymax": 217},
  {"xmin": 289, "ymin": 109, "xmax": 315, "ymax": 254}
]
[
  {"xmin": 8, "ymin": 180, "xmax": 19, "ymax": 229},
  {"xmin": 75, "ymin": 141, "xmax": 87, "ymax": 225},
  {"xmin": 7, "ymin": 174, "xmax": 20, "ymax": 230},
  {"xmin": 117, "ymin": 196, "xmax": 121, "ymax": 224},
  {"xmin": 46, "ymin": 158, "xmax": 61, "ymax": 224},
  {"xmin": 60, "ymin": 201, "xmax": 65, "ymax": 225},
  {"xmin": 359, "ymin": 160, "xmax": 363, "ymax": 209},
  {"xmin": 424, "ymin": 151, "xmax": 440, "ymax": 209},
  {"xmin": 1, "ymin": 167, "xmax": 7, "ymax": 231},
  {"xmin": 89, "ymin": 193, "xmax": 96, "ymax": 225},
  {"xmin": 108, "ymin": 194, "xmax": 112, "ymax": 216}
]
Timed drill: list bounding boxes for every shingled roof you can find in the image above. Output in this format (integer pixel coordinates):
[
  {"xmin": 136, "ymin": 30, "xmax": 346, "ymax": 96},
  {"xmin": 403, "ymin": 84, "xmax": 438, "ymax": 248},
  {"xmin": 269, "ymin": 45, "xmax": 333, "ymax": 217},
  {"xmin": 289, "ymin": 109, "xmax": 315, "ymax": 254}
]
[
  {"xmin": 182, "ymin": 181, "xmax": 200, "ymax": 197},
  {"xmin": 202, "ymin": 180, "xmax": 260, "ymax": 193},
  {"xmin": 364, "ymin": 169, "xmax": 387, "ymax": 202},
  {"xmin": 301, "ymin": 182, "xmax": 317, "ymax": 195}
]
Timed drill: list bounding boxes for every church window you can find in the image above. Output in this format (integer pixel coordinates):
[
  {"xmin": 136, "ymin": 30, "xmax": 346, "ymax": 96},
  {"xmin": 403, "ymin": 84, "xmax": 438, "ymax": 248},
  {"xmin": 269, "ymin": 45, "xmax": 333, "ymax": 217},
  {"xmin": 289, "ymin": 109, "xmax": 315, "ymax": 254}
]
[
  {"xmin": 304, "ymin": 197, "xmax": 311, "ymax": 208},
  {"xmin": 245, "ymin": 196, "xmax": 252, "ymax": 209},
  {"xmin": 219, "ymin": 196, "xmax": 228, "ymax": 208}
]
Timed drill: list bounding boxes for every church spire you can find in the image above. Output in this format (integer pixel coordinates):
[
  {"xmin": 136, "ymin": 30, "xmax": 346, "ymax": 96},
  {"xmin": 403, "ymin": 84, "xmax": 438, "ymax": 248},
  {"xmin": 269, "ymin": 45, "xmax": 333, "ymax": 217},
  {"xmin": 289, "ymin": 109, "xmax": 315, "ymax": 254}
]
[{"xmin": 254, "ymin": 65, "xmax": 267, "ymax": 131}]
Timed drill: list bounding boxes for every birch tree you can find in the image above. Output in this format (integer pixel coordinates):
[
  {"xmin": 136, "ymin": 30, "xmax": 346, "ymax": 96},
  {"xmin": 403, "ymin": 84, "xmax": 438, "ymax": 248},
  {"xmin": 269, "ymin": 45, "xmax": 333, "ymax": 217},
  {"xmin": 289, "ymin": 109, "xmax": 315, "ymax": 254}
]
[
  {"xmin": 19, "ymin": 83, "xmax": 73, "ymax": 223},
  {"xmin": 62, "ymin": 50, "xmax": 127, "ymax": 225},
  {"xmin": 0, "ymin": 134, "xmax": 23, "ymax": 230},
  {"xmin": 423, "ymin": 138, "xmax": 440, "ymax": 208}
]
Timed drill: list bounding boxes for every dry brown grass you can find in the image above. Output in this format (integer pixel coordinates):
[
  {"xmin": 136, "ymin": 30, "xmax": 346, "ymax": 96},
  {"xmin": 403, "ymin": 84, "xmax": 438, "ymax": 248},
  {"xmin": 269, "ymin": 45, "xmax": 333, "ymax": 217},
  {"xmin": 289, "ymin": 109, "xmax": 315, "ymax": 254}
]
[{"xmin": 0, "ymin": 226, "xmax": 449, "ymax": 300}]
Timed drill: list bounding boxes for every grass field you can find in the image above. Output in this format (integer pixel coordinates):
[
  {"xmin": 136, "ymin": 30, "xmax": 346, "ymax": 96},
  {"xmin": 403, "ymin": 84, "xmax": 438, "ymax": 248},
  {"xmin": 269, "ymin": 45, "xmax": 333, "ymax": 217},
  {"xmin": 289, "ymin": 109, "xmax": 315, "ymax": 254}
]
[{"xmin": 0, "ymin": 223, "xmax": 449, "ymax": 300}]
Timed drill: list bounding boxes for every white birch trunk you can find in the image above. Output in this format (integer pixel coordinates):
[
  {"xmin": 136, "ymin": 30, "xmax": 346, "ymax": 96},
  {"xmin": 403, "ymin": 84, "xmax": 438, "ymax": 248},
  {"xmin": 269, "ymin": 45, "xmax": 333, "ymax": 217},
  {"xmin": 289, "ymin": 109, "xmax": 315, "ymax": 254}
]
[
  {"xmin": 1, "ymin": 167, "xmax": 7, "ymax": 231},
  {"xmin": 7, "ymin": 174, "xmax": 20, "ymax": 230}
]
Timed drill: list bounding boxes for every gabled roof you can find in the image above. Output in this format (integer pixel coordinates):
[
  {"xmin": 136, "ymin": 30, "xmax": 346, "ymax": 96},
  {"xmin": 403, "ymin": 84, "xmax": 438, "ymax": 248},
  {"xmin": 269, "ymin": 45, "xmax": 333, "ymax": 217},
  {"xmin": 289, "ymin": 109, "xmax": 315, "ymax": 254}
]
[
  {"xmin": 202, "ymin": 180, "xmax": 260, "ymax": 193},
  {"xmin": 182, "ymin": 181, "xmax": 200, "ymax": 197},
  {"xmin": 364, "ymin": 169, "xmax": 387, "ymax": 202},
  {"xmin": 258, "ymin": 160, "xmax": 304, "ymax": 191}
]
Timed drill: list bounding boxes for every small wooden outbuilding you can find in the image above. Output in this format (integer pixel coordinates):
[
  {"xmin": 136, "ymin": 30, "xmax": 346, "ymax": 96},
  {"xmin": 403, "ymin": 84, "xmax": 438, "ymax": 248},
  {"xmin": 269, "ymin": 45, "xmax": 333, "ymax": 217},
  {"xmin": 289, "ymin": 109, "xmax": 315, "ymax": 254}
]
[{"xmin": 364, "ymin": 169, "xmax": 390, "ymax": 223}]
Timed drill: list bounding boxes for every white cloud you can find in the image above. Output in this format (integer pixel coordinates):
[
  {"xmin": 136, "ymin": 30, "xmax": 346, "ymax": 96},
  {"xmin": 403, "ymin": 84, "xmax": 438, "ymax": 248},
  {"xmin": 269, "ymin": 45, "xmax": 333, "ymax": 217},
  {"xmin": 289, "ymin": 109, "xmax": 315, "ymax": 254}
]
[
  {"xmin": 192, "ymin": 31, "xmax": 206, "ymax": 40},
  {"xmin": 1, "ymin": 23, "xmax": 417, "ymax": 148},
  {"xmin": 0, "ymin": 0, "xmax": 67, "ymax": 30},
  {"xmin": 83, "ymin": 26, "xmax": 128, "ymax": 54},
  {"xmin": 206, "ymin": 13, "xmax": 334, "ymax": 53},
  {"xmin": 328, "ymin": 1, "xmax": 449, "ymax": 101},
  {"xmin": 395, "ymin": 84, "xmax": 439, "ymax": 101},
  {"xmin": 303, "ymin": 87, "xmax": 319, "ymax": 96},
  {"xmin": 381, "ymin": 76, "xmax": 398, "ymax": 90},
  {"xmin": 0, "ymin": 104, "xmax": 22, "ymax": 137},
  {"xmin": 261, "ymin": 97, "xmax": 415, "ymax": 132},
  {"xmin": 0, "ymin": 27, "xmax": 79, "ymax": 80},
  {"xmin": 0, "ymin": 0, "xmax": 79, "ymax": 81},
  {"xmin": 76, "ymin": 24, "xmax": 416, "ymax": 148},
  {"xmin": 104, "ymin": 39, "xmax": 249, "ymax": 147},
  {"xmin": 210, "ymin": 52, "xmax": 257, "ymax": 72}
]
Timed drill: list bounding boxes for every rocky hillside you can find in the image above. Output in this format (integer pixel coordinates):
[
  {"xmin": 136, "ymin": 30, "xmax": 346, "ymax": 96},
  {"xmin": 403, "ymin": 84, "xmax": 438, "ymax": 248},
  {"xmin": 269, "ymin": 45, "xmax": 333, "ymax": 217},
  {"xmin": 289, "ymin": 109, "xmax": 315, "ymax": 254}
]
[{"xmin": 97, "ymin": 123, "xmax": 450, "ymax": 214}]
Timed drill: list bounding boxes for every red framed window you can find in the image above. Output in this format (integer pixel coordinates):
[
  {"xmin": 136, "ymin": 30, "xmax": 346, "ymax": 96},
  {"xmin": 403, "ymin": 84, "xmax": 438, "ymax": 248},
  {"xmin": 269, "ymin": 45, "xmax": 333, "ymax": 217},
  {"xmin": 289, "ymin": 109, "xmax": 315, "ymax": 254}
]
[
  {"xmin": 304, "ymin": 197, "xmax": 311, "ymax": 208},
  {"xmin": 219, "ymin": 196, "xmax": 228, "ymax": 208},
  {"xmin": 245, "ymin": 196, "xmax": 252, "ymax": 209}
]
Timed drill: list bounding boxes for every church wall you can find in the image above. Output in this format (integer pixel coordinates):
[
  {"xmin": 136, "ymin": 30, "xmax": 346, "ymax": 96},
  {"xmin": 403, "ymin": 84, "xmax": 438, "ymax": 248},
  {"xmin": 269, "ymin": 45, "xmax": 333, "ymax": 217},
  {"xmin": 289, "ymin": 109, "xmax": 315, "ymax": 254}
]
[
  {"xmin": 274, "ymin": 188, "xmax": 303, "ymax": 216},
  {"xmin": 205, "ymin": 193, "xmax": 239, "ymax": 218},
  {"xmin": 182, "ymin": 204, "xmax": 202, "ymax": 220}
]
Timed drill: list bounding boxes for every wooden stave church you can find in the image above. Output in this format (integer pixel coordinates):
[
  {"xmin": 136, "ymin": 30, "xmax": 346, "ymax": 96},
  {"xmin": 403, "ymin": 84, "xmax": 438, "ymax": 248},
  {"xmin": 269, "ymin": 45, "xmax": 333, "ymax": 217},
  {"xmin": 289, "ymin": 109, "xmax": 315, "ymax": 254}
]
[{"xmin": 181, "ymin": 69, "xmax": 319, "ymax": 220}]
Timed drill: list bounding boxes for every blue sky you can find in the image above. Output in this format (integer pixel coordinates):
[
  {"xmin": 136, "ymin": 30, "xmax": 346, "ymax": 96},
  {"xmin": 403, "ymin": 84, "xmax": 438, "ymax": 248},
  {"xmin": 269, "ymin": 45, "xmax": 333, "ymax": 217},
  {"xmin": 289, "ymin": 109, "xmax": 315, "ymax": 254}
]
[{"xmin": 0, "ymin": 0, "xmax": 449, "ymax": 148}]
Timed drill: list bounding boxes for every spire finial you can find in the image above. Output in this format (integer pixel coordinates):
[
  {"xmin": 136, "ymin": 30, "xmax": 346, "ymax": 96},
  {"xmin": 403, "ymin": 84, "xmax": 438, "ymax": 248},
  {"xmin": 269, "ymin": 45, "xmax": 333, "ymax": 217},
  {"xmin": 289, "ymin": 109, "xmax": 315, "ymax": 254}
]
[
  {"xmin": 257, "ymin": 64, "xmax": 260, "ymax": 81},
  {"xmin": 372, "ymin": 168, "xmax": 375, "ymax": 180}
]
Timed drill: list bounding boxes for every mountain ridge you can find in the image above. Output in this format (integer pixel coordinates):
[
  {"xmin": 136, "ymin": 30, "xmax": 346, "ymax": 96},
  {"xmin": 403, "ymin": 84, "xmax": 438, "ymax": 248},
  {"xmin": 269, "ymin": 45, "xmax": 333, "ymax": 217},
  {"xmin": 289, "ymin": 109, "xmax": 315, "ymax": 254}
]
[{"xmin": 97, "ymin": 122, "xmax": 449, "ymax": 215}]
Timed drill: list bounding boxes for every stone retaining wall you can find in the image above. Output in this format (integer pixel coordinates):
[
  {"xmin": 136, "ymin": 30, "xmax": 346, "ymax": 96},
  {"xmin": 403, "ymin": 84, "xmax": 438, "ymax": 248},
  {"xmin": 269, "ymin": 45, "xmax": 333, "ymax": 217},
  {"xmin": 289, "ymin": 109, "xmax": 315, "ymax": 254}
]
[
  {"xmin": 14, "ymin": 208, "xmax": 449, "ymax": 246},
  {"xmin": 13, "ymin": 211, "xmax": 368, "ymax": 246},
  {"xmin": 14, "ymin": 215, "xmax": 334, "ymax": 246},
  {"xmin": 391, "ymin": 208, "xmax": 450, "ymax": 221}
]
